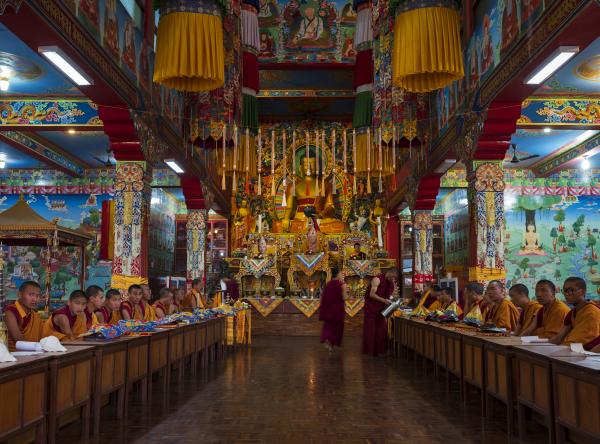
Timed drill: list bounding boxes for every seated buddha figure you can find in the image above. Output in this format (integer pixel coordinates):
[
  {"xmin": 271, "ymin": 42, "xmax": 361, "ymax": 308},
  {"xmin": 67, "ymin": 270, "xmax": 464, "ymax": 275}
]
[
  {"xmin": 283, "ymin": 154, "xmax": 343, "ymax": 233},
  {"xmin": 520, "ymin": 224, "xmax": 545, "ymax": 256}
]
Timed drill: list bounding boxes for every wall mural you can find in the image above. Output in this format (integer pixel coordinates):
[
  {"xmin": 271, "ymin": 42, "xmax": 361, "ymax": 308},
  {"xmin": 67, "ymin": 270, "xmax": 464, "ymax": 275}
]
[
  {"xmin": 430, "ymin": 0, "xmax": 546, "ymax": 139},
  {"xmin": 437, "ymin": 189, "xmax": 469, "ymax": 276},
  {"xmin": 258, "ymin": 0, "xmax": 357, "ymax": 63},
  {"xmin": 0, "ymin": 193, "xmax": 113, "ymax": 299}
]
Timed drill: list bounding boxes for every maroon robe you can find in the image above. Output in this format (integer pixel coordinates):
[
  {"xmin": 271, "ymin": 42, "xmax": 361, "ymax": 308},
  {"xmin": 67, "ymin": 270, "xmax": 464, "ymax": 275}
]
[
  {"xmin": 362, "ymin": 273, "xmax": 393, "ymax": 356},
  {"xmin": 319, "ymin": 279, "xmax": 345, "ymax": 347}
]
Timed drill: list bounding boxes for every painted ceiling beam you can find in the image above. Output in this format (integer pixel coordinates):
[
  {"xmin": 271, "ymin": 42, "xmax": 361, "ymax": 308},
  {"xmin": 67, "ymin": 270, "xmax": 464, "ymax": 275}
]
[
  {"xmin": 257, "ymin": 90, "xmax": 355, "ymax": 98},
  {"xmin": 518, "ymin": 98, "xmax": 600, "ymax": 129},
  {"xmin": 533, "ymin": 133, "xmax": 600, "ymax": 176},
  {"xmin": 0, "ymin": 130, "xmax": 85, "ymax": 176},
  {"xmin": 0, "ymin": 99, "xmax": 101, "ymax": 129}
]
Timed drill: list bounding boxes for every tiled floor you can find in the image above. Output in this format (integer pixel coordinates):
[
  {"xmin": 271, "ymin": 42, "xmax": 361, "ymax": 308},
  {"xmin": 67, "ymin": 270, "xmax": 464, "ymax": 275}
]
[{"xmin": 60, "ymin": 336, "xmax": 547, "ymax": 443}]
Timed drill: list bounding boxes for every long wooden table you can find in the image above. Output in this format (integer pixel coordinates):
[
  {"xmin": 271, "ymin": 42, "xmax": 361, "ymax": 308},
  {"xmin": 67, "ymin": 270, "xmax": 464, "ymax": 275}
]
[
  {"xmin": 0, "ymin": 317, "xmax": 227, "ymax": 442},
  {"xmin": 392, "ymin": 316, "xmax": 600, "ymax": 443}
]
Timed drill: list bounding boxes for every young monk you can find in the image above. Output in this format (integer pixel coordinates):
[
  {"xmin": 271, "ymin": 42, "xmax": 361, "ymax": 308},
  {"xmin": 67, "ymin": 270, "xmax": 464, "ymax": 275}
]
[
  {"xmin": 42, "ymin": 290, "xmax": 87, "ymax": 341},
  {"xmin": 4, "ymin": 280, "xmax": 43, "ymax": 350},
  {"xmin": 170, "ymin": 288, "xmax": 185, "ymax": 314},
  {"xmin": 183, "ymin": 278, "xmax": 206, "ymax": 309},
  {"xmin": 484, "ymin": 280, "xmax": 520, "ymax": 332},
  {"xmin": 415, "ymin": 282, "xmax": 437, "ymax": 310},
  {"xmin": 141, "ymin": 284, "xmax": 156, "ymax": 321},
  {"xmin": 153, "ymin": 288, "xmax": 174, "ymax": 319},
  {"xmin": 430, "ymin": 287, "xmax": 463, "ymax": 315},
  {"xmin": 528, "ymin": 279, "xmax": 570, "ymax": 338},
  {"xmin": 510, "ymin": 283, "xmax": 542, "ymax": 336},
  {"xmin": 71, "ymin": 285, "xmax": 103, "ymax": 336},
  {"xmin": 96, "ymin": 289, "xmax": 122, "ymax": 324},
  {"xmin": 551, "ymin": 277, "xmax": 600, "ymax": 350},
  {"xmin": 463, "ymin": 282, "xmax": 486, "ymax": 319},
  {"xmin": 362, "ymin": 268, "xmax": 398, "ymax": 357},
  {"xmin": 120, "ymin": 284, "xmax": 145, "ymax": 320},
  {"xmin": 319, "ymin": 267, "xmax": 348, "ymax": 351}
]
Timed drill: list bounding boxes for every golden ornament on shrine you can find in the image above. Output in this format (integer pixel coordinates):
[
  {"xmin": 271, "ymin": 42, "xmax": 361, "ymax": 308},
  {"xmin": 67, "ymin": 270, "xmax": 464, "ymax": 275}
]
[
  {"xmin": 392, "ymin": 0, "xmax": 464, "ymax": 93},
  {"xmin": 153, "ymin": 0, "xmax": 225, "ymax": 92}
]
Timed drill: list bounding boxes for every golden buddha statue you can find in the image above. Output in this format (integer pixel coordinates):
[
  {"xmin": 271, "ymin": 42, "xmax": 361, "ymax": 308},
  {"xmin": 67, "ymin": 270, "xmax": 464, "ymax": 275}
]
[
  {"xmin": 233, "ymin": 199, "xmax": 254, "ymax": 250},
  {"xmin": 369, "ymin": 198, "xmax": 386, "ymax": 248},
  {"xmin": 283, "ymin": 155, "xmax": 343, "ymax": 233}
]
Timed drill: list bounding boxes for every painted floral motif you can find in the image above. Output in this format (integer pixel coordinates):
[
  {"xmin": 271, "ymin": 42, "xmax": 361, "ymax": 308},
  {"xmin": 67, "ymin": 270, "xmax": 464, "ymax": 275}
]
[
  {"xmin": 413, "ymin": 210, "xmax": 433, "ymax": 289},
  {"xmin": 187, "ymin": 209, "xmax": 207, "ymax": 281}
]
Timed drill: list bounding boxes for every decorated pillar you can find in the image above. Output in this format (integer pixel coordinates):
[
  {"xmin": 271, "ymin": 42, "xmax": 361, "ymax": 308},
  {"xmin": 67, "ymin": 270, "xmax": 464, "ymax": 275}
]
[
  {"xmin": 112, "ymin": 161, "xmax": 152, "ymax": 288},
  {"xmin": 467, "ymin": 161, "xmax": 505, "ymax": 284},
  {"xmin": 187, "ymin": 209, "xmax": 208, "ymax": 281},
  {"xmin": 352, "ymin": 0, "xmax": 373, "ymax": 129},
  {"xmin": 412, "ymin": 210, "xmax": 433, "ymax": 291}
]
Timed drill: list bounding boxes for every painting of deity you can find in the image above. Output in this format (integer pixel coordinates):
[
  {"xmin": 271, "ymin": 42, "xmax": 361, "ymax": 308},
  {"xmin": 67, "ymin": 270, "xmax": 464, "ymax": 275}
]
[
  {"xmin": 138, "ymin": 43, "xmax": 149, "ymax": 91},
  {"xmin": 259, "ymin": 29, "xmax": 278, "ymax": 59},
  {"xmin": 258, "ymin": 0, "xmax": 281, "ymax": 27},
  {"xmin": 480, "ymin": 14, "xmax": 494, "ymax": 74},
  {"xmin": 501, "ymin": 0, "xmax": 520, "ymax": 51},
  {"xmin": 79, "ymin": 0, "xmax": 100, "ymax": 35},
  {"xmin": 340, "ymin": 2, "xmax": 356, "ymax": 24},
  {"xmin": 103, "ymin": 0, "xmax": 120, "ymax": 59},
  {"xmin": 341, "ymin": 27, "xmax": 356, "ymax": 59},
  {"xmin": 520, "ymin": 0, "xmax": 544, "ymax": 30},
  {"xmin": 283, "ymin": 0, "xmax": 337, "ymax": 51},
  {"xmin": 122, "ymin": 20, "xmax": 137, "ymax": 76}
]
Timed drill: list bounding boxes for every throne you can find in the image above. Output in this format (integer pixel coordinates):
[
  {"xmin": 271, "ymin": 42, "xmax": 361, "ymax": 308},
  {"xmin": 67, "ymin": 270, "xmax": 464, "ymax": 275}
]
[
  {"xmin": 236, "ymin": 234, "xmax": 281, "ymax": 297},
  {"xmin": 287, "ymin": 230, "xmax": 330, "ymax": 297},
  {"xmin": 340, "ymin": 233, "xmax": 379, "ymax": 299}
]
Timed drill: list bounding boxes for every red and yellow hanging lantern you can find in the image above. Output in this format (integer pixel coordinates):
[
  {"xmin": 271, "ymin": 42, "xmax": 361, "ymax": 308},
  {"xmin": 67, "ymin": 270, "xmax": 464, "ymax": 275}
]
[
  {"xmin": 154, "ymin": 0, "xmax": 226, "ymax": 92},
  {"xmin": 392, "ymin": 0, "xmax": 464, "ymax": 93}
]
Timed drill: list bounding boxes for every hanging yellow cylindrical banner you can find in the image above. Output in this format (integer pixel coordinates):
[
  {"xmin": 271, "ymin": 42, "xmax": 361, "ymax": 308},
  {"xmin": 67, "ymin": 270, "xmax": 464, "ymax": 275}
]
[
  {"xmin": 154, "ymin": 0, "xmax": 225, "ymax": 92},
  {"xmin": 392, "ymin": 0, "xmax": 464, "ymax": 93},
  {"xmin": 215, "ymin": 131, "xmax": 257, "ymax": 177}
]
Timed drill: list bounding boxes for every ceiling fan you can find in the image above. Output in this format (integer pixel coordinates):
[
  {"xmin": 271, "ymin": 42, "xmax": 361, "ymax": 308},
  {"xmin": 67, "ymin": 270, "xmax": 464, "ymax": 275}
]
[
  {"xmin": 509, "ymin": 143, "xmax": 540, "ymax": 164},
  {"xmin": 92, "ymin": 148, "xmax": 114, "ymax": 167}
]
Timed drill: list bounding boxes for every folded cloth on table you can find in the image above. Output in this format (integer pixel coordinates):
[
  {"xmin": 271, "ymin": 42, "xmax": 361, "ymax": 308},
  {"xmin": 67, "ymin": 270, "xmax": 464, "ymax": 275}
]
[
  {"xmin": 40, "ymin": 336, "xmax": 67, "ymax": 352},
  {"xmin": 88, "ymin": 324, "xmax": 125, "ymax": 339},
  {"xmin": 0, "ymin": 343, "xmax": 16, "ymax": 362},
  {"xmin": 16, "ymin": 341, "xmax": 42, "ymax": 352}
]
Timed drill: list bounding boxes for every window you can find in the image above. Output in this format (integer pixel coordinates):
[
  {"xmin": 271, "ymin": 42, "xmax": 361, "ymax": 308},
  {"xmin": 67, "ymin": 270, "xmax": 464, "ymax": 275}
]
[{"xmin": 120, "ymin": 0, "xmax": 144, "ymax": 29}]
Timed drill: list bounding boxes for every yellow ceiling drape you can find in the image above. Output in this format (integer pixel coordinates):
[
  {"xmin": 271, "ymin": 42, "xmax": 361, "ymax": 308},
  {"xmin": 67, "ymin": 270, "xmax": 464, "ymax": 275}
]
[
  {"xmin": 392, "ymin": 4, "xmax": 464, "ymax": 93},
  {"xmin": 154, "ymin": 8, "xmax": 224, "ymax": 92}
]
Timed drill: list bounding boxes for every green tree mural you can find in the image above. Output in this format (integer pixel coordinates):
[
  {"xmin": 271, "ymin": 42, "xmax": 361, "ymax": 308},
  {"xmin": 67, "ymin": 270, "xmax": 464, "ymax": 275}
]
[
  {"xmin": 554, "ymin": 209, "xmax": 565, "ymax": 229},
  {"xmin": 587, "ymin": 233, "xmax": 597, "ymax": 259},
  {"xmin": 514, "ymin": 195, "xmax": 562, "ymax": 231},
  {"xmin": 558, "ymin": 234, "xmax": 567, "ymax": 252},
  {"xmin": 573, "ymin": 215, "xmax": 585, "ymax": 237}
]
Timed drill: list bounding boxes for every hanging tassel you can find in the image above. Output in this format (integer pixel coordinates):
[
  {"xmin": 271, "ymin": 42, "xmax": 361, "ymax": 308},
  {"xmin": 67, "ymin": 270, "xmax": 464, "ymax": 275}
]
[
  {"xmin": 392, "ymin": 126, "xmax": 397, "ymax": 170},
  {"xmin": 282, "ymin": 130, "xmax": 287, "ymax": 207},
  {"xmin": 245, "ymin": 127, "xmax": 250, "ymax": 194},
  {"xmin": 321, "ymin": 130, "xmax": 325, "ymax": 197},
  {"xmin": 378, "ymin": 128, "xmax": 383, "ymax": 193},
  {"xmin": 292, "ymin": 130, "xmax": 296, "ymax": 197},
  {"xmin": 221, "ymin": 123, "xmax": 226, "ymax": 190},
  {"xmin": 232, "ymin": 125, "xmax": 238, "ymax": 194},
  {"xmin": 315, "ymin": 129, "xmax": 320, "ymax": 197},
  {"xmin": 367, "ymin": 127, "xmax": 372, "ymax": 193},
  {"xmin": 281, "ymin": 176, "xmax": 287, "ymax": 207},
  {"xmin": 331, "ymin": 128, "xmax": 336, "ymax": 195},
  {"xmin": 352, "ymin": 128, "xmax": 357, "ymax": 195},
  {"xmin": 257, "ymin": 128, "xmax": 262, "ymax": 195},
  {"xmin": 271, "ymin": 129, "xmax": 276, "ymax": 197}
]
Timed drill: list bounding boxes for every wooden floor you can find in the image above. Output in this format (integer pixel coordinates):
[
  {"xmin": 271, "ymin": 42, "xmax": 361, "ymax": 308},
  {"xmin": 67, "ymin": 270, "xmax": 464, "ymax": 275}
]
[{"xmin": 60, "ymin": 336, "xmax": 547, "ymax": 443}]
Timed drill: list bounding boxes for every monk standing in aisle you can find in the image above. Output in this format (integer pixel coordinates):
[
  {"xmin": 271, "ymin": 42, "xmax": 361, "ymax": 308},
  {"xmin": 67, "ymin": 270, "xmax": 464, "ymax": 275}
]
[
  {"xmin": 551, "ymin": 277, "xmax": 600, "ymax": 350},
  {"xmin": 319, "ymin": 267, "xmax": 348, "ymax": 351},
  {"xmin": 362, "ymin": 268, "xmax": 398, "ymax": 357},
  {"xmin": 484, "ymin": 280, "xmax": 520, "ymax": 332},
  {"xmin": 509, "ymin": 283, "xmax": 541, "ymax": 336},
  {"xmin": 4, "ymin": 281, "xmax": 43, "ymax": 350}
]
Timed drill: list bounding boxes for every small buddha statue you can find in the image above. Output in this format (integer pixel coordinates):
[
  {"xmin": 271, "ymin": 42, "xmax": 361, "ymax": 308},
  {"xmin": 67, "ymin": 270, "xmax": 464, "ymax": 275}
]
[
  {"xmin": 283, "ymin": 155, "xmax": 341, "ymax": 232},
  {"xmin": 233, "ymin": 199, "xmax": 253, "ymax": 250},
  {"xmin": 369, "ymin": 198, "xmax": 386, "ymax": 248}
]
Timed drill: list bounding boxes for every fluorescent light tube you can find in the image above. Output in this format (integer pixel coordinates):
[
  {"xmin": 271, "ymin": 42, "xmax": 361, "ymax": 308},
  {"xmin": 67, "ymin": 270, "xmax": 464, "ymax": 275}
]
[
  {"xmin": 165, "ymin": 159, "xmax": 184, "ymax": 174},
  {"xmin": 525, "ymin": 46, "xmax": 579, "ymax": 85},
  {"xmin": 38, "ymin": 46, "xmax": 92, "ymax": 86}
]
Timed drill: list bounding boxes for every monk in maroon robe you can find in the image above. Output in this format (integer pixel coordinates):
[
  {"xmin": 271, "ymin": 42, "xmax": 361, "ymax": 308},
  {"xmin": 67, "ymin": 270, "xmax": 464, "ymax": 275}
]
[
  {"xmin": 319, "ymin": 268, "xmax": 348, "ymax": 351},
  {"xmin": 362, "ymin": 268, "xmax": 398, "ymax": 357}
]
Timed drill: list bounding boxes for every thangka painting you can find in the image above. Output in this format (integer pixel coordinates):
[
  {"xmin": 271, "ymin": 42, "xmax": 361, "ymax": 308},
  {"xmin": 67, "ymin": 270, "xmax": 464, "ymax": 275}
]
[
  {"xmin": 148, "ymin": 189, "xmax": 177, "ymax": 279},
  {"xmin": 0, "ymin": 193, "xmax": 114, "ymax": 299},
  {"xmin": 258, "ymin": 0, "xmax": 356, "ymax": 63}
]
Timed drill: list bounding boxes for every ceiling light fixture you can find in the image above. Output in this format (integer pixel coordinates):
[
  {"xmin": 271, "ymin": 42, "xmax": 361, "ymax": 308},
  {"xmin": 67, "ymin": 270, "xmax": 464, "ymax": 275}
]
[
  {"xmin": 0, "ymin": 78, "xmax": 9, "ymax": 91},
  {"xmin": 581, "ymin": 156, "xmax": 590, "ymax": 170},
  {"xmin": 543, "ymin": 127, "xmax": 552, "ymax": 133},
  {"xmin": 38, "ymin": 46, "xmax": 92, "ymax": 86},
  {"xmin": 164, "ymin": 158, "xmax": 184, "ymax": 174},
  {"xmin": 67, "ymin": 129, "xmax": 76, "ymax": 134},
  {"xmin": 525, "ymin": 46, "xmax": 579, "ymax": 85}
]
